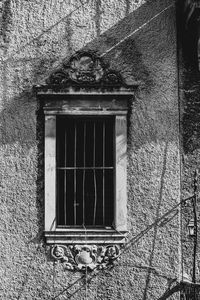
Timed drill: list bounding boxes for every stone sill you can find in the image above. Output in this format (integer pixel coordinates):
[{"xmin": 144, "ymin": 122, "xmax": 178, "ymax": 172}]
[
  {"xmin": 36, "ymin": 86, "xmax": 140, "ymax": 95},
  {"xmin": 44, "ymin": 229, "xmax": 128, "ymax": 245}
]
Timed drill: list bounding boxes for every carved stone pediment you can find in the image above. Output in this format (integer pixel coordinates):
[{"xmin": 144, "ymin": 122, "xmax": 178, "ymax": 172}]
[
  {"xmin": 35, "ymin": 51, "xmax": 140, "ymax": 93},
  {"xmin": 51, "ymin": 244, "xmax": 121, "ymax": 271},
  {"xmin": 46, "ymin": 52, "xmax": 122, "ymax": 88}
]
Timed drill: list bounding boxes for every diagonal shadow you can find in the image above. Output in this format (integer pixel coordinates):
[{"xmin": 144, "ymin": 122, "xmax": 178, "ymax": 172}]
[
  {"xmin": 2, "ymin": 0, "xmax": 173, "ymax": 65},
  {"xmin": 0, "ymin": 0, "xmax": 179, "ymax": 299},
  {"xmin": 157, "ymin": 283, "xmax": 181, "ymax": 300},
  {"xmin": 142, "ymin": 142, "xmax": 169, "ymax": 300},
  {"xmin": 52, "ymin": 197, "xmax": 189, "ymax": 300},
  {"xmin": 1, "ymin": 1, "xmax": 85, "ymax": 63},
  {"xmin": 50, "ymin": 190, "xmax": 195, "ymax": 299},
  {"xmin": 1, "ymin": 0, "xmax": 174, "ymax": 147}
]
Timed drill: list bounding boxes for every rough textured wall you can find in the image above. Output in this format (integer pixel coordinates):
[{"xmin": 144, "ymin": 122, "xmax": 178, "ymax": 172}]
[{"xmin": 0, "ymin": 0, "xmax": 180, "ymax": 299}]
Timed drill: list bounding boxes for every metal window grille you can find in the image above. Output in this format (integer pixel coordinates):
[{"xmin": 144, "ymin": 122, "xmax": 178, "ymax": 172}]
[{"xmin": 56, "ymin": 116, "xmax": 114, "ymax": 227}]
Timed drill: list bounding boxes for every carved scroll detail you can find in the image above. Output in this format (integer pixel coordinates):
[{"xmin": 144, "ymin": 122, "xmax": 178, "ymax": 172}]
[
  {"xmin": 46, "ymin": 52, "xmax": 122, "ymax": 87},
  {"xmin": 51, "ymin": 244, "xmax": 120, "ymax": 271}
]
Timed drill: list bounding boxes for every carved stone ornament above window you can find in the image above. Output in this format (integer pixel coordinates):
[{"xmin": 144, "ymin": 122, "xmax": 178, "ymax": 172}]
[
  {"xmin": 51, "ymin": 244, "xmax": 120, "ymax": 271},
  {"xmin": 36, "ymin": 51, "xmax": 139, "ymax": 93},
  {"xmin": 48, "ymin": 52, "xmax": 122, "ymax": 87}
]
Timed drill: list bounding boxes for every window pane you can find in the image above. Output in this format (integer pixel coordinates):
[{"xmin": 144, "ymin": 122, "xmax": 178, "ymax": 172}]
[
  {"xmin": 76, "ymin": 121, "xmax": 84, "ymax": 167},
  {"xmin": 105, "ymin": 169, "xmax": 114, "ymax": 226},
  {"xmin": 56, "ymin": 116, "xmax": 114, "ymax": 227},
  {"xmin": 56, "ymin": 118, "xmax": 75, "ymax": 167},
  {"xmin": 94, "ymin": 169, "xmax": 103, "ymax": 225},
  {"xmin": 84, "ymin": 170, "xmax": 94, "ymax": 225},
  {"xmin": 85, "ymin": 120, "xmax": 94, "ymax": 167},
  {"xmin": 57, "ymin": 169, "xmax": 74, "ymax": 225},
  {"xmin": 95, "ymin": 121, "xmax": 103, "ymax": 167},
  {"xmin": 76, "ymin": 170, "xmax": 83, "ymax": 225},
  {"xmin": 56, "ymin": 169, "xmax": 64, "ymax": 225},
  {"xmin": 105, "ymin": 118, "xmax": 114, "ymax": 167}
]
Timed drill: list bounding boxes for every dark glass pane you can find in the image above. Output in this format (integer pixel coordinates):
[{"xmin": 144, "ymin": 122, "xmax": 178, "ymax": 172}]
[
  {"xmin": 76, "ymin": 120, "xmax": 84, "ymax": 167},
  {"xmin": 105, "ymin": 118, "xmax": 114, "ymax": 167},
  {"xmin": 56, "ymin": 170, "xmax": 74, "ymax": 225},
  {"xmin": 65, "ymin": 120, "xmax": 75, "ymax": 167},
  {"xmin": 65, "ymin": 170, "xmax": 74, "ymax": 225},
  {"xmin": 104, "ymin": 170, "xmax": 114, "ymax": 226},
  {"xmin": 85, "ymin": 170, "xmax": 94, "ymax": 225},
  {"xmin": 95, "ymin": 121, "xmax": 103, "ymax": 167},
  {"xmin": 56, "ymin": 169, "xmax": 64, "ymax": 225},
  {"xmin": 85, "ymin": 120, "xmax": 94, "ymax": 167},
  {"xmin": 95, "ymin": 170, "xmax": 103, "ymax": 225},
  {"xmin": 56, "ymin": 117, "xmax": 75, "ymax": 167},
  {"xmin": 56, "ymin": 118, "xmax": 65, "ymax": 168},
  {"xmin": 76, "ymin": 170, "xmax": 83, "ymax": 225},
  {"xmin": 56, "ymin": 116, "xmax": 114, "ymax": 228}
]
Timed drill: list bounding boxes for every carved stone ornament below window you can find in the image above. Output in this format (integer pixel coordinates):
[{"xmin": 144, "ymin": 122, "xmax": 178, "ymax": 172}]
[{"xmin": 51, "ymin": 244, "xmax": 120, "ymax": 271}]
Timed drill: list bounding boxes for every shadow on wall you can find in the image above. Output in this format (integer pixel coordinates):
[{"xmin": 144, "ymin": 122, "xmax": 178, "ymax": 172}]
[
  {"xmin": 177, "ymin": 0, "xmax": 200, "ymax": 154},
  {"xmin": 0, "ymin": 0, "xmax": 177, "ymax": 150},
  {"xmin": 0, "ymin": 0, "xmax": 180, "ymax": 299},
  {"xmin": 47, "ymin": 197, "xmax": 181, "ymax": 299},
  {"xmin": 0, "ymin": 0, "xmax": 154, "ymax": 252},
  {"xmin": 0, "ymin": 0, "xmax": 158, "ymax": 146},
  {"xmin": 142, "ymin": 141, "xmax": 169, "ymax": 300}
]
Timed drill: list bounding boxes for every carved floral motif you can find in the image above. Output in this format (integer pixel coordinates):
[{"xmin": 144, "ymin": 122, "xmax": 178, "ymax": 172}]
[
  {"xmin": 51, "ymin": 244, "xmax": 120, "ymax": 271},
  {"xmin": 47, "ymin": 52, "xmax": 122, "ymax": 87}
]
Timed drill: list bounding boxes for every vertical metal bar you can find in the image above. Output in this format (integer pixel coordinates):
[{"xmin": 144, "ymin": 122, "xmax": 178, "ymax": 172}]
[
  {"xmin": 83, "ymin": 122, "xmax": 86, "ymax": 226},
  {"xmin": 57, "ymin": 169, "xmax": 59, "ymax": 224},
  {"xmin": 56, "ymin": 118, "xmax": 59, "ymax": 225},
  {"xmin": 64, "ymin": 124, "xmax": 67, "ymax": 225},
  {"xmin": 192, "ymin": 169, "xmax": 198, "ymax": 284},
  {"xmin": 93, "ymin": 122, "xmax": 97, "ymax": 225},
  {"xmin": 103, "ymin": 120, "xmax": 105, "ymax": 225},
  {"xmin": 74, "ymin": 122, "xmax": 77, "ymax": 225}
]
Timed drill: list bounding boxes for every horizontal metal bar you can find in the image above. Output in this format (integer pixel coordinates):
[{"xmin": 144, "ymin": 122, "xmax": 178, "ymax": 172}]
[{"xmin": 57, "ymin": 167, "xmax": 114, "ymax": 170}]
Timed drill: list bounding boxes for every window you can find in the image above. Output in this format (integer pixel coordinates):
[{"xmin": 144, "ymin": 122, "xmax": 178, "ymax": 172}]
[
  {"xmin": 56, "ymin": 116, "xmax": 114, "ymax": 228},
  {"xmin": 43, "ymin": 106, "xmax": 128, "ymax": 245},
  {"xmin": 37, "ymin": 52, "xmax": 137, "ymax": 245}
]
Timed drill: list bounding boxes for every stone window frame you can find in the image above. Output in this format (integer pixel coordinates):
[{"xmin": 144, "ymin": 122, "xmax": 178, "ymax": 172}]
[{"xmin": 36, "ymin": 52, "xmax": 138, "ymax": 245}]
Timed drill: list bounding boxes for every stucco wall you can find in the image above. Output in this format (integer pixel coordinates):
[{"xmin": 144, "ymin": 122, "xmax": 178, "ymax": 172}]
[{"xmin": 0, "ymin": 0, "xmax": 180, "ymax": 299}]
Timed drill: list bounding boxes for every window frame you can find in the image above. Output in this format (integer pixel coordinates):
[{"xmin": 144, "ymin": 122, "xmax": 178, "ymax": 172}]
[{"xmin": 43, "ymin": 95, "xmax": 129, "ymax": 245}]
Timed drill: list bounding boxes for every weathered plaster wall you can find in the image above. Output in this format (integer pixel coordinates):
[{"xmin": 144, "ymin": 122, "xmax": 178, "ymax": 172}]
[{"xmin": 0, "ymin": 0, "xmax": 180, "ymax": 299}]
